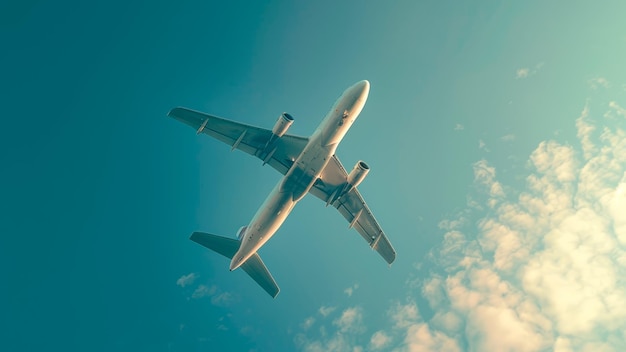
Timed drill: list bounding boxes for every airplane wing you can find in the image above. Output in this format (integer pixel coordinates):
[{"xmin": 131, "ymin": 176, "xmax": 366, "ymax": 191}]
[
  {"xmin": 168, "ymin": 107, "xmax": 309, "ymax": 175},
  {"xmin": 309, "ymin": 156, "xmax": 396, "ymax": 264}
]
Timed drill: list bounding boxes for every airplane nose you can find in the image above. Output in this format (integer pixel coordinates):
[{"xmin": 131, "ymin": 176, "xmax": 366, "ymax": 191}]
[
  {"xmin": 354, "ymin": 80, "xmax": 370, "ymax": 102},
  {"xmin": 353, "ymin": 80, "xmax": 369, "ymax": 94}
]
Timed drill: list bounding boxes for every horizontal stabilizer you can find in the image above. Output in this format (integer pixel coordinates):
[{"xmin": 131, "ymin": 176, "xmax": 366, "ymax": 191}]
[
  {"xmin": 190, "ymin": 232, "xmax": 280, "ymax": 298},
  {"xmin": 241, "ymin": 253, "xmax": 280, "ymax": 298},
  {"xmin": 190, "ymin": 232, "xmax": 239, "ymax": 259}
]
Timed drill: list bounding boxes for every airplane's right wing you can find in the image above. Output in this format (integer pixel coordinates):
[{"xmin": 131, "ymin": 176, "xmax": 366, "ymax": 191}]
[
  {"xmin": 168, "ymin": 107, "xmax": 309, "ymax": 175},
  {"xmin": 309, "ymin": 156, "xmax": 396, "ymax": 264}
]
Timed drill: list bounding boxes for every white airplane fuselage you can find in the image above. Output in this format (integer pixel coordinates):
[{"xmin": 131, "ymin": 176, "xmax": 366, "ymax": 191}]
[{"xmin": 229, "ymin": 80, "xmax": 370, "ymax": 271}]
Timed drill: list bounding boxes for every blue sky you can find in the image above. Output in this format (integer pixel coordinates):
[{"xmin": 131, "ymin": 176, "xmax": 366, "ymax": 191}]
[{"xmin": 2, "ymin": 1, "xmax": 626, "ymax": 351}]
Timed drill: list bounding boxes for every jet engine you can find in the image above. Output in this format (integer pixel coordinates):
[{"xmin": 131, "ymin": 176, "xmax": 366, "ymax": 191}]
[
  {"xmin": 346, "ymin": 160, "xmax": 370, "ymax": 190},
  {"xmin": 272, "ymin": 113, "xmax": 294, "ymax": 137},
  {"xmin": 236, "ymin": 226, "xmax": 248, "ymax": 240}
]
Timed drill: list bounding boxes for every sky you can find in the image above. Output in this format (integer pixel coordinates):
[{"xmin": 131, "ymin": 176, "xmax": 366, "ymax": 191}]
[{"xmin": 2, "ymin": 0, "xmax": 626, "ymax": 351}]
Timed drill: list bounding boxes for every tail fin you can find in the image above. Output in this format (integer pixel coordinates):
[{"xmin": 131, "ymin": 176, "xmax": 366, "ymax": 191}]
[{"xmin": 190, "ymin": 232, "xmax": 280, "ymax": 298}]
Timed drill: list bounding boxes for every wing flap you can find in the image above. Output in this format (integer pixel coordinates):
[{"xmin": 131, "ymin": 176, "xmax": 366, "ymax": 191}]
[
  {"xmin": 310, "ymin": 155, "xmax": 396, "ymax": 264},
  {"xmin": 335, "ymin": 188, "xmax": 396, "ymax": 264}
]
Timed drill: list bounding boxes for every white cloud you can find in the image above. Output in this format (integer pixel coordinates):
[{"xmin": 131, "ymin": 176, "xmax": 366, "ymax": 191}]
[
  {"xmin": 301, "ymin": 317, "xmax": 315, "ymax": 330},
  {"xmin": 405, "ymin": 324, "xmax": 461, "ymax": 352},
  {"xmin": 516, "ymin": 68, "xmax": 529, "ymax": 79},
  {"xmin": 295, "ymin": 94, "xmax": 626, "ymax": 351},
  {"xmin": 294, "ymin": 333, "xmax": 363, "ymax": 352},
  {"xmin": 387, "ymin": 300, "xmax": 462, "ymax": 351},
  {"xmin": 370, "ymin": 330, "xmax": 391, "ymax": 350},
  {"xmin": 333, "ymin": 307, "xmax": 364, "ymax": 333},
  {"xmin": 319, "ymin": 306, "xmax": 336, "ymax": 317},
  {"xmin": 473, "ymin": 159, "xmax": 505, "ymax": 201},
  {"xmin": 424, "ymin": 98, "xmax": 626, "ymax": 350},
  {"xmin": 295, "ymin": 307, "xmax": 365, "ymax": 352},
  {"xmin": 422, "ymin": 276, "xmax": 445, "ymax": 308},
  {"xmin": 191, "ymin": 284, "xmax": 215, "ymax": 299},
  {"xmin": 576, "ymin": 103, "xmax": 596, "ymax": 160},
  {"xmin": 454, "ymin": 124, "xmax": 464, "ymax": 131},
  {"xmin": 344, "ymin": 283, "xmax": 359, "ymax": 297},
  {"xmin": 609, "ymin": 101, "xmax": 626, "ymax": 118},
  {"xmin": 352, "ymin": 95, "xmax": 625, "ymax": 351},
  {"xmin": 389, "ymin": 301, "xmax": 419, "ymax": 329},
  {"xmin": 473, "ymin": 160, "xmax": 495, "ymax": 185},
  {"xmin": 478, "ymin": 139, "xmax": 488, "ymax": 151},
  {"xmin": 516, "ymin": 62, "xmax": 544, "ymax": 79},
  {"xmin": 501, "ymin": 134, "xmax": 516, "ymax": 142},
  {"xmin": 176, "ymin": 272, "xmax": 197, "ymax": 287},
  {"xmin": 189, "ymin": 284, "xmax": 233, "ymax": 306},
  {"xmin": 438, "ymin": 217, "xmax": 467, "ymax": 231},
  {"xmin": 588, "ymin": 77, "xmax": 610, "ymax": 89},
  {"xmin": 210, "ymin": 292, "xmax": 234, "ymax": 306}
]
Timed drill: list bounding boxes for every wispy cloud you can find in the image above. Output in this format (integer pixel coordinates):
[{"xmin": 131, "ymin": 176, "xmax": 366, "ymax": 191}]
[
  {"xmin": 176, "ymin": 273, "xmax": 197, "ymax": 288},
  {"xmin": 369, "ymin": 330, "xmax": 391, "ymax": 350},
  {"xmin": 478, "ymin": 139, "xmax": 489, "ymax": 152},
  {"xmin": 318, "ymin": 306, "xmax": 336, "ymax": 317},
  {"xmin": 295, "ymin": 307, "xmax": 365, "ymax": 351},
  {"xmin": 344, "ymin": 283, "xmax": 359, "ymax": 297},
  {"xmin": 191, "ymin": 284, "xmax": 215, "ymax": 299},
  {"xmin": 588, "ymin": 77, "xmax": 610, "ymax": 89},
  {"xmin": 454, "ymin": 124, "xmax": 464, "ymax": 131},
  {"xmin": 301, "ymin": 317, "xmax": 315, "ymax": 330},
  {"xmin": 210, "ymin": 292, "xmax": 234, "ymax": 306},
  {"xmin": 516, "ymin": 68, "xmax": 530, "ymax": 79},
  {"xmin": 609, "ymin": 101, "xmax": 626, "ymax": 118},
  {"xmin": 189, "ymin": 284, "xmax": 234, "ymax": 306},
  {"xmin": 500, "ymin": 134, "xmax": 516, "ymax": 142},
  {"xmin": 473, "ymin": 159, "xmax": 505, "ymax": 203},
  {"xmin": 516, "ymin": 62, "xmax": 544, "ymax": 79},
  {"xmin": 333, "ymin": 307, "xmax": 364, "ymax": 333},
  {"xmin": 389, "ymin": 301, "xmax": 419, "ymax": 329}
]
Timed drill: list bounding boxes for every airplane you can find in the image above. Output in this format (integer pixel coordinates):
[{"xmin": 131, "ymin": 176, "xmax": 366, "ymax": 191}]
[{"xmin": 168, "ymin": 80, "xmax": 396, "ymax": 298}]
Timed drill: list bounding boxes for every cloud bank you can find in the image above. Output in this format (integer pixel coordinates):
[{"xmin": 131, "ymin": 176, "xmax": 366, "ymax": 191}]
[
  {"xmin": 296, "ymin": 96, "xmax": 626, "ymax": 351},
  {"xmin": 413, "ymin": 99, "xmax": 626, "ymax": 351}
]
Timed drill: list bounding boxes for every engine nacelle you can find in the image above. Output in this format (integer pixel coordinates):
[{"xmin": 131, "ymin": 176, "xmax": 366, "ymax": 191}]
[
  {"xmin": 236, "ymin": 226, "xmax": 248, "ymax": 240},
  {"xmin": 346, "ymin": 160, "xmax": 370, "ymax": 190},
  {"xmin": 272, "ymin": 113, "xmax": 294, "ymax": 137}
]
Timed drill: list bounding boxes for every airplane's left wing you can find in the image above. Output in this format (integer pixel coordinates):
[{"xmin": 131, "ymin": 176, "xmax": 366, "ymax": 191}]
[
  {"xmin": 309, "ymin": 156, "xmax": 396, "ymax": 264},
  {"xmin": 168, "ymin": 107, "xmax": 309, "ymax": 175}
]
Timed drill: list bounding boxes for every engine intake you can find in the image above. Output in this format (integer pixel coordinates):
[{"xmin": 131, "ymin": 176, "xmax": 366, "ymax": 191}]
[
  {"xmin": 272, "ymin": 113, "xmax": 294, "ymax": 137},
  {"xmin": 346, "ymin": 160, "xmax": 370, "ymax": 190},
  {"xmin": 327, "ymin": 161, "xmax": 371, "ymax": 205},
  {"xmin": 236, "ymin": 226, "xmax": 248, "ymax": 240}
]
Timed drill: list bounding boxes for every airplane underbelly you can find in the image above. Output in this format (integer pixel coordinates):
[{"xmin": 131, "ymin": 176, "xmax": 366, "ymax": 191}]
[
  {"xmin": 240, "ymin": 182, "xmax": 296, "ymax": 254},
  {"xmin": 280, "ymin": 146, "xmax": 330, "ymax": 201},
  {"xmin": 280, "ymin": 168, "xmax": 314, "ymax": 201}
]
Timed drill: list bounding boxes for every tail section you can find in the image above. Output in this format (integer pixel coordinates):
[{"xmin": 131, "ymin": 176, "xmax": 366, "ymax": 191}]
[
  {"xmin": 190, "ymin": 232, "xmax": 280, "ymax": 298},
  {"xmin": 239, "ymin": 253, "xmax": 280, "ymax": 298}
]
